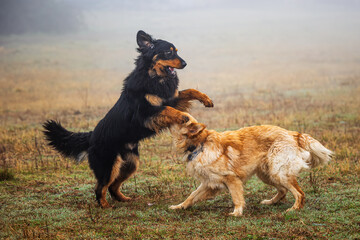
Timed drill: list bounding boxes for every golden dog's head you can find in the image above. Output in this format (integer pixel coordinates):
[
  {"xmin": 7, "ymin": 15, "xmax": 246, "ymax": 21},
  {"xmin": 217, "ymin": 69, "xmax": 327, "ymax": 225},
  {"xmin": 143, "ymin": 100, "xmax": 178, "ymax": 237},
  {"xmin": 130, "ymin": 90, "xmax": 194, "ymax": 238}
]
[{"xmin": 170, "ymin": 113, "xmax": 207, "ymax": 153}]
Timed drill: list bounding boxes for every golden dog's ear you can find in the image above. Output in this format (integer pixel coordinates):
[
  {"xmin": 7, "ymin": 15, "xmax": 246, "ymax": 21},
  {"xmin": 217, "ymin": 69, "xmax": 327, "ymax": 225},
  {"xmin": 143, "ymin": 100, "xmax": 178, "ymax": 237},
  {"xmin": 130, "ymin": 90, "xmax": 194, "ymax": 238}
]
[{"xmin": 187, "ymin": 123, "xmax": 206, "ymax": 137}]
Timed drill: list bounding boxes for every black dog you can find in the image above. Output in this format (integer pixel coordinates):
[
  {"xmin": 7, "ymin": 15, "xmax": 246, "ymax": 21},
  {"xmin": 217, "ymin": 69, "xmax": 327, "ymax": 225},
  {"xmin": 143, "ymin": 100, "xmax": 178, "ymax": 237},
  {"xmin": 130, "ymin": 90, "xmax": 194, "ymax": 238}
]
[{"xmin": 43, "ymin": 30, "xmax": 213, "ymax": 208}]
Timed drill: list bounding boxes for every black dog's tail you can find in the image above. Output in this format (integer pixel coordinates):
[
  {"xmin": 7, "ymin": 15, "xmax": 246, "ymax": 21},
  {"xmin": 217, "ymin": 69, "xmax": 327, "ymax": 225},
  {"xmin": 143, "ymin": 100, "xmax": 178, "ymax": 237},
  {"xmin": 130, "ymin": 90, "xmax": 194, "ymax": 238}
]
[{"xmin": 43, "ymin": 120, "xmax": 92, "ymax": 162}]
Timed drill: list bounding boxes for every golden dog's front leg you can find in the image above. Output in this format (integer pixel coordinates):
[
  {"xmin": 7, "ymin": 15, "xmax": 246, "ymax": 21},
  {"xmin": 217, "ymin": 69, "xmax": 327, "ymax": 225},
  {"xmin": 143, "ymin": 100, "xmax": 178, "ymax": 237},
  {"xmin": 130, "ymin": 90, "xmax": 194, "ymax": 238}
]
[
  {"xmin": 169, "ymin": 183, "xmax": 219, "ymax": 210},
  {"xmin": 225, "ymin": 176, "xmax": 245, "ymax": 217},
  {"xmin": 169, "ymin": 183, "xmax": 207, "ymax": 210}
]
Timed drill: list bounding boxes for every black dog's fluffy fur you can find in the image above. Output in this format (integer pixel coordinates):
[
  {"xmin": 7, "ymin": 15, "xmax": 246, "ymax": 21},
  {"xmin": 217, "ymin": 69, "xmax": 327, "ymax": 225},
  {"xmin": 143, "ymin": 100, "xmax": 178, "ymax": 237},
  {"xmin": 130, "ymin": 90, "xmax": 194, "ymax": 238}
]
[{"xmin": 43, "ymin": 31, "xmax": 213, "ymax": 207}]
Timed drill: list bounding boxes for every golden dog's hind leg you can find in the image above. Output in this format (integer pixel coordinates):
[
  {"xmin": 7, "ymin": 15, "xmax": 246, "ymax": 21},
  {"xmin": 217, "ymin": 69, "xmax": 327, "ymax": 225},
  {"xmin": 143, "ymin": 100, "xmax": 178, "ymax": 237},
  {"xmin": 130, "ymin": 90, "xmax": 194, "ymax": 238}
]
[
  {"xmin": 169, "ymin": 183, "xmax": 220, "ymax": 210},
  {"xmin": 256, "ymin": 172, "xmax": 288, "ymax": 205},
  {"xmin": 260, "ymin": 186, "xmax": 287, "ymax": 205},
  {"xmin": 284, "ymin": 178, "xmax": 305, "ymax": 212}
]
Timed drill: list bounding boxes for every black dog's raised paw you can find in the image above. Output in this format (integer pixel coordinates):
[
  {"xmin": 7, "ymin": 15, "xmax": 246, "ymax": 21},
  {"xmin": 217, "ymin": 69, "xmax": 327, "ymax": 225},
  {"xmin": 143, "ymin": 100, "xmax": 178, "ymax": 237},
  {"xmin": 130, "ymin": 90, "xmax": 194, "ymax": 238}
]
[
  {"xmin": 205, "ymin": 100, "xmax": 214, "ymax": 108},
  {"xmin": 180, "ymin": 115, "xmax": 190, "ymax": 124},
  {"xmin": 202, "ymin": 97, "xmax": 214, "ymax": 108}
]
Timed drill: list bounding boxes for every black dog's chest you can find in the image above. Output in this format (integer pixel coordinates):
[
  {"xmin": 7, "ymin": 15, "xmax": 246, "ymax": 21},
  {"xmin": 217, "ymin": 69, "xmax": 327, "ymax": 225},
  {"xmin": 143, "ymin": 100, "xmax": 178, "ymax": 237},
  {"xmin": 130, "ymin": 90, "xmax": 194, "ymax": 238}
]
[{"xmin": 147, "ymin": 76, "xmax": 179, "ymax": 99}]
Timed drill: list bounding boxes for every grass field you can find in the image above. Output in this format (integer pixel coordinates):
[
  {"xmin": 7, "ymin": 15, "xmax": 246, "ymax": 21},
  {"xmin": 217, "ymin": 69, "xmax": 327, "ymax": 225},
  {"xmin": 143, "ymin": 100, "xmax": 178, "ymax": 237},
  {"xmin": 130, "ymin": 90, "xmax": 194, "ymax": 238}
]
[{"xmin": 0, "ymin": 33, "xmax": 360, "ymax": 239}]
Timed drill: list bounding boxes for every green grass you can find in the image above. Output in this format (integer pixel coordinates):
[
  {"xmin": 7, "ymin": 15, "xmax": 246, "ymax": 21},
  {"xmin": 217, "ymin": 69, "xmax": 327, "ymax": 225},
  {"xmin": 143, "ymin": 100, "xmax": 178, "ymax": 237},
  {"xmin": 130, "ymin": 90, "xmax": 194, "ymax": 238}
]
[{"xmin": 1, "ymin": 159, "xmax": 359, "ymax": 239}]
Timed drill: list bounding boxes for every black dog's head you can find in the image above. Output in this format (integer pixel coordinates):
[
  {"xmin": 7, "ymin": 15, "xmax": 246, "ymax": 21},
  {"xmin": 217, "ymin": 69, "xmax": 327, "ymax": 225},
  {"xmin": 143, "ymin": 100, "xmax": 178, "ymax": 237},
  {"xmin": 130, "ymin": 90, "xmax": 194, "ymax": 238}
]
[{"xmin": 136, "ymin": 30, "xmax": 187, "ymax": 78}]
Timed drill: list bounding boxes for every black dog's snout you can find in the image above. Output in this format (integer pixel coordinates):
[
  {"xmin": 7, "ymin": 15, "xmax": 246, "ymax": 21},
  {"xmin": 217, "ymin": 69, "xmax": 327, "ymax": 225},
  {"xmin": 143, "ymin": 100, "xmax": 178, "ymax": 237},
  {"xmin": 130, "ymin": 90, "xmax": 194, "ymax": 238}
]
[{"xmin": 181, "ymin": 60, "xmax": 187, "ymax": 68}]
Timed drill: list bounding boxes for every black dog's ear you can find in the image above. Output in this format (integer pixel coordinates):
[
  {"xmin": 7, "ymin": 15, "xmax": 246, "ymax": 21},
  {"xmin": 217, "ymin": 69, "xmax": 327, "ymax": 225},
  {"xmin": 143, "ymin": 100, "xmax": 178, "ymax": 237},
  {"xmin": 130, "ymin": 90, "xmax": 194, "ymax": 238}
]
[{"xmin": 136, "ymin": 30, "xmax": 154, "ymax": 50}]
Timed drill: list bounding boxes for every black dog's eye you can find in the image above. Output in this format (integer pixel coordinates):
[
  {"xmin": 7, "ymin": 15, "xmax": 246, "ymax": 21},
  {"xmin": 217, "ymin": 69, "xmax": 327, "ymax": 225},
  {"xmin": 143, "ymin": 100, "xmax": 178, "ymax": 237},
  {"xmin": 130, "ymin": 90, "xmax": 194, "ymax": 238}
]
[{"xmin": 164, "ymin": 51, "xmax": 173, "ymax": 57}]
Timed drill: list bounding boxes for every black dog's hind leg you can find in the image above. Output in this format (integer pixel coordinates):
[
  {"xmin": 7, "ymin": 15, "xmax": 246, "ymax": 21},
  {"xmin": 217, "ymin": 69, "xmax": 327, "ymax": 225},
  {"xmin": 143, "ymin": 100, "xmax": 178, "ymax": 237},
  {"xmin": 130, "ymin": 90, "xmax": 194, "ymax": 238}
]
[
  {"xmin": 92, "ymin": 155, "xmax": 123, "ymax": 208},
  {"xmin": 95, "ymin": 183, "xmax": 111, "ymax": 208},
  {"xmin": 109, "ymin": 148, "xmax": 139, "ymax": 202}
]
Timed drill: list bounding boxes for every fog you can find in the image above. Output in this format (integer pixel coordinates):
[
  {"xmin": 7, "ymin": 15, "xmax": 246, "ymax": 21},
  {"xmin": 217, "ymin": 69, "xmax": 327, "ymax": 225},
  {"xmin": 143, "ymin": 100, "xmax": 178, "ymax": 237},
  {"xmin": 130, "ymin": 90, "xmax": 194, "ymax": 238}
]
[
  {"xmin": 85, "ymin": 0, "xmax": 360, "ymax": 85},
  {"xmin": 1, "ymin": 0, "xmax": 360, "ymax": 91}
]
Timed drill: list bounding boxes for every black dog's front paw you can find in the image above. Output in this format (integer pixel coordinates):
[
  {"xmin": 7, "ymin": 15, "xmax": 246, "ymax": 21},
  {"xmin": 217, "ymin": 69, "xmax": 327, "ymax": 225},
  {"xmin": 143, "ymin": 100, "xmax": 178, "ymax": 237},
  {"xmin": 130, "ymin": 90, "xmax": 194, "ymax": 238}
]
[
  {"xmin": 180, "ymin": 115, "xmax": 190, "ymax": 124},
  {"xmin": 204, "ymin": 99, "xmax": 214, "ymax": 108},
  {"xmin": 201, "ymin": 96, "xmax": 214, "ymax": 108}
]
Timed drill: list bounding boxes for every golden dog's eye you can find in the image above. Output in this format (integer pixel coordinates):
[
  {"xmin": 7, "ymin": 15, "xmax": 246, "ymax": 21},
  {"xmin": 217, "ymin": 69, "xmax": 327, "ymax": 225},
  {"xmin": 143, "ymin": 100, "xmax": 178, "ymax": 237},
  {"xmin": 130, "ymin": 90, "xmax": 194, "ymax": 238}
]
[{"xmin": 165, "ymin": 51, "xmax": 172, "ymax": 56}]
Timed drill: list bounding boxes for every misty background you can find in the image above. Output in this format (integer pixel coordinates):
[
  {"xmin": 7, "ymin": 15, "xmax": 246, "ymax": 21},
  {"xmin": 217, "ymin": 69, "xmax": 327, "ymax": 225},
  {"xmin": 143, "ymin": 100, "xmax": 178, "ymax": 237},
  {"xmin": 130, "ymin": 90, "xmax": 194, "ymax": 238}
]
[{"xmin": 1, "ymin": 0, "xmax": 360, "ymax": 114}]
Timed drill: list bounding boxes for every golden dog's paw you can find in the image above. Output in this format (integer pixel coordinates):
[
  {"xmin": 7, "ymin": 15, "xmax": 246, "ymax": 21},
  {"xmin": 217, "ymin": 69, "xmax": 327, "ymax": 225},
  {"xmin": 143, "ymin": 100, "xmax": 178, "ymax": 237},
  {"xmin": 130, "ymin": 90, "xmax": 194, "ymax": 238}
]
[
  {"xmin": 228, "ymin": 207, "xmax": 243, "ymax": 217},
  {"xmin": 260, "ymin": 199, "xmax": 273, "ymax": 205},
  {"xmin": 228, "ymin": 212, "xmax": 243, "ymax": 217},
  {"xmin": 285, "ymin": 206, "xmax": 300, "ymax": 213},
  {"xmin": 169, "ymin": 204, "xmax": 183, "ymax": 210}
]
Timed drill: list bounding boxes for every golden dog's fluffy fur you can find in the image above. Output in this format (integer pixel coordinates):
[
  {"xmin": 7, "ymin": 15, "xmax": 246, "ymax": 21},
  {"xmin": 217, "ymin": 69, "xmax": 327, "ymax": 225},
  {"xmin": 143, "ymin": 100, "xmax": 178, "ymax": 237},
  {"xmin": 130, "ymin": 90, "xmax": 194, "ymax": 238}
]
[{"xmin": 169, "ymin": 114, "xmax": 332, "ymax": 216}]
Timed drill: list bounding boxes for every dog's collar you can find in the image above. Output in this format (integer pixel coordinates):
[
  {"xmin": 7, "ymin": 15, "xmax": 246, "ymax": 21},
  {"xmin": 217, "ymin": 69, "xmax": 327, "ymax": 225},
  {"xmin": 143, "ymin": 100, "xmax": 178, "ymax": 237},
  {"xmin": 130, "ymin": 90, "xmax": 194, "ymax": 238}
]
[{"xmin": 187, "ymin": 143, "xmax": 204, "ymax": 161}]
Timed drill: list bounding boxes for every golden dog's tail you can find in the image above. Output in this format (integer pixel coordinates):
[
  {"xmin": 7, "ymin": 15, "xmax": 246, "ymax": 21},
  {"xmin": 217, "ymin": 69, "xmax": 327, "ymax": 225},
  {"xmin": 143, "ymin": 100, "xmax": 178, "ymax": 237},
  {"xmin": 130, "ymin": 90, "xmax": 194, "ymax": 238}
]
[{"xmin": 299, "ymin": 134, "xmax": 333, "ymax": 168}]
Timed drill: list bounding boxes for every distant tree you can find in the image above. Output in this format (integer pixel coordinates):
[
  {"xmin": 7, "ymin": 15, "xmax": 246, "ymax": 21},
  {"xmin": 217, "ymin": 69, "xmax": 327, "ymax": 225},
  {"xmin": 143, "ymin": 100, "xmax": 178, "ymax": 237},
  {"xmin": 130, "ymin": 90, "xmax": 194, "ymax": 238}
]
[{"xmin": 0, "ymin": 0, "xmax": 84, "ymax": 35}]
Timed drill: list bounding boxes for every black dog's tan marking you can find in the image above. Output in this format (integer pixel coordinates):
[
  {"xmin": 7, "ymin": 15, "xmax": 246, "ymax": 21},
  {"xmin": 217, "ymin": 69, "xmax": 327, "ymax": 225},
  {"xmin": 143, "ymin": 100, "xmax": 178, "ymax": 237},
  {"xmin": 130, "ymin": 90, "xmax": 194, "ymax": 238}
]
[
  {"xmin": 174, "ymin": 89, "xmax": 179, "ymax": 98},
  {"xmin": 152, "ymin": 59, "xmax": 183, "ymax": 76},
  {"xmin": 43, "ymin": 30, "xmax": 213, "ymax": 208},
  {"xmin": 145, "ymin": 94, "xmax": 163, "ymax": 106},
  {"xmin": 154, "ymin": 58, "xmax": 183, "ymax": 70}
]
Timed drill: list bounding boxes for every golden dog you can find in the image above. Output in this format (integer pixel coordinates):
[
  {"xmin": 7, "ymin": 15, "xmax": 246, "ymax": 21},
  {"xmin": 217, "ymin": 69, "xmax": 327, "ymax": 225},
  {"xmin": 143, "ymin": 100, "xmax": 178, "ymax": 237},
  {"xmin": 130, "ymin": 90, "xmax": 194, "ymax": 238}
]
[{"xmin": 169, "ymin": 114, "xmax": 332, "ymax": 216}]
